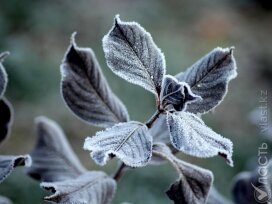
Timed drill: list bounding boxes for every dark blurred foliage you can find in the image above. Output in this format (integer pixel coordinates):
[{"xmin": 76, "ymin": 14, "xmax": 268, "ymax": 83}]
[{"xmin": 0, "ymin": 0, "xmax": 272, "ymax": 203}]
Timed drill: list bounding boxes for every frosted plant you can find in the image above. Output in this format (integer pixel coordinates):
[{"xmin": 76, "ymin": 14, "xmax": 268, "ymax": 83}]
[
  {"xmin": 57, "ymin": 15, "xmax": 238, "ymax": 203},
  {"xmin": 0, "ymin": 52, "xmax": 32, "ymax": 204}
]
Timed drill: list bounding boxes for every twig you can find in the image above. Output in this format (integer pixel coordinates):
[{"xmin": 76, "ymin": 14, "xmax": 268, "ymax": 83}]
[
  {"xmin": 145, "ymin": 110, "xmax": 162, "ymax": 128},
  {"xmin": 113, "ymin": 162, "xmax": 126, "ymax": 181}
]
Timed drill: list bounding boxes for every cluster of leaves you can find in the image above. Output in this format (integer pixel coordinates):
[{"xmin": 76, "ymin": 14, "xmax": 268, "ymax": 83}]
[
  {"xmin": 0, "ymin": 52, "xmax": 116, "ymax": 204},
  {"xmin": 59, "ymin": 15, "xmax": 237, "ymax": 203},
  {"xmin": 0, "ymin": 15, "xmax": 238, "ymax": 204}
]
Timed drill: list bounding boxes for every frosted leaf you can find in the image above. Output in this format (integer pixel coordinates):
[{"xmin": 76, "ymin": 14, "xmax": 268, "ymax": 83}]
[
  {"xmin": 27, "ymin": 116, "xmax": 86, "ymax": 182},
  {"xmin": 0, "ymin": 155, "xmax": 31, "ymax": 183},
  {"xmin": 61, "ymin": 33, "xmax": 129, "ymax": 128},
  {"xmin": 0, "ymin": 98, "xmax": 13, "ymax": 145},
  {"xmin": 176, "ymin": 47, "xmax": 237, "ymax": 114},
  {"xmin": 160, "ymin": 75, "xmax": 201, "ymax": 111},
  {"xmin": 84, "ymin": 121, "xmax": 152, "ymax": 167},
  {"xmin": 41, "ymin": 171, "xmax": 116, "ymax": 204},
  {"xmin": 153, "ymin": 143, "xmax": 213, "ymax": 204},
  {"xmin": 0, "ymin": 196, "xmax": 12, "ymax": 204},
  {"xmin": 166, "ymin": 112, "xmax": 233, "ymax": 166},
  {"xmin": 0, "ymin": 52, "xmax": 9, "ymax": 98},
  {"xmin": 103, "ymin": 15, "xmax": 166, "ymax": 96},
  {"xmin": 207, "ymin": 187, "xmax": 233, "ymax": 204}
]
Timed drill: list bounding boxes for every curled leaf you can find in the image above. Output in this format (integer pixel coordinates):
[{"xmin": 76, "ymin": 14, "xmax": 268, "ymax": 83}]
[
  {"xmin": 0, "ymin": 155, "xmax": 31, "ymax": 183},
  {"xmin": 0, "ymin": 98, "xmax": 13, "ymax": 145},
  {"xmin": 160, "ymin": 75, "xmax": 200, "ymax": 111},
  {"xmin": 61, "ymin": 33, "xmax": 129, "ymax": 128},
  {"xmin": 42, "ymin": 171, "xmax": 116, "ymax": 204},
  {"xmin": 166, "ymin": 112, "xmax": 233, "ymax": 166},
  {"xmin": 0, "ymin": 52, "xmax": 9, "ymax": 98},
  {"xmin": 27, "ymin": 116, "xmax": 86, "ymax": 182},
  {"xmin": 176, "ymin": 47, "xmax": 237, "ymax": 114},
  {"xmin": 103, "ymin": 15, "xmax": 166, "ymax": 96},
  {"xmin": 153, "ymin": 143, "xmax": 213, "ymax": 204},
  {"xmin": 84, "ymin": 121, "xmax": 152, "ymax": 167}
]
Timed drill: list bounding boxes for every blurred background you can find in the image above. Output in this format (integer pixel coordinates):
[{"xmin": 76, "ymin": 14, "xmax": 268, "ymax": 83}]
[{"xmin": 0, "ymin": 0, "xmax": 272, "ymax": 203}]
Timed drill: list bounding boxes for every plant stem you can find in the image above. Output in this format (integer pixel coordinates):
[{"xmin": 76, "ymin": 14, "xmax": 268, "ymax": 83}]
[
  {"xmin": 145, "ymin": 110, "xmax": 161, "ymax": 128},
  {"xmin": 113, "ymin": 162, "xmax": 126, "ymax": 181}
]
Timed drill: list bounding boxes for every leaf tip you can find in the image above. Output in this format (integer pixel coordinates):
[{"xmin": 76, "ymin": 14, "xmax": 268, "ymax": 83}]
[
  {"xmin": 83, "ymin": 137, "xmax": 91, "ymax": 150},
  {"xmin": 34, "ymin": 116, "xmax": 55, "ymax": 132},
  {"xmin": 0, "ymin": 51, "xmax": 10, "ymax": 63},
  {"xmin": 218, "ymin": 151, "xmax": 234, "ymax": 167},
  {"xmin": 70, "ymin": 32, "xmax": 78, "ymax": 47},
  {"xmin": 114, "ymin": 14, "xmax": 121, "ymax": 25},
  {"xmin": 24, "ymin": 155, "xmax": 32, "ymax": 167},
  {"xmin": 34, "ymin": 115, "xmax": 49, "ymax": 125},
  {"xmin": 91, "ymin": 151, "xmax": 108, "ymax": 166},
  {"xmin": 14, "ymin": 155, "xmax": 32, "ymax": 167},
  {"xmin": 230, "ymin": 46, "xmax": 235, "ymax": 53}
]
